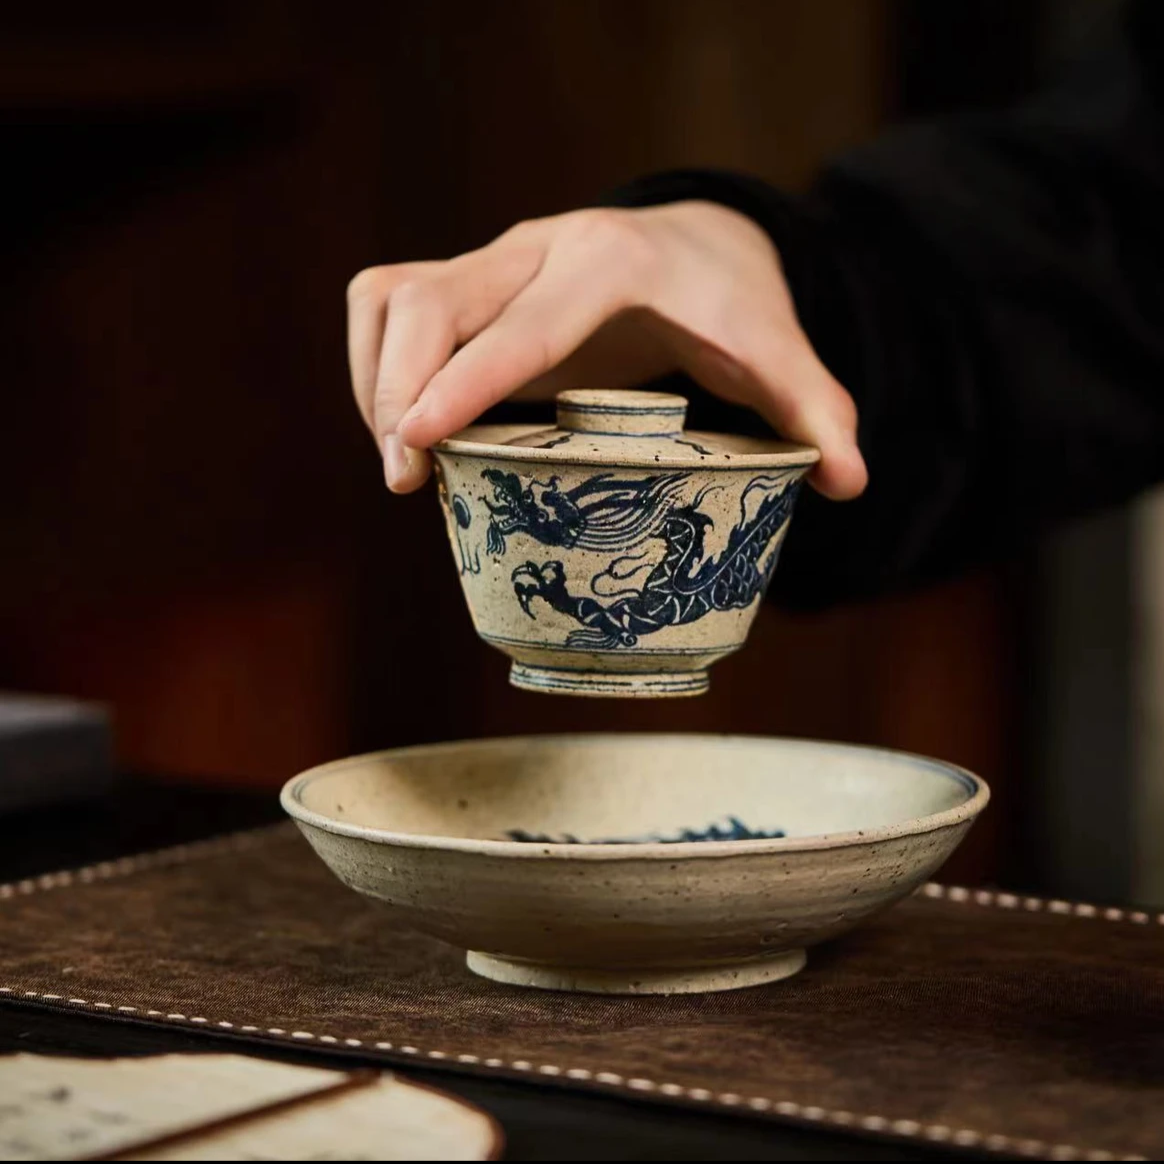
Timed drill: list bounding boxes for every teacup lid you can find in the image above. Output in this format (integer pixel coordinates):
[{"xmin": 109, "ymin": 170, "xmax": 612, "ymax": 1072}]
[{"xmin": 434, "ymin": 389, "xmax": 820, "ymax": 470}]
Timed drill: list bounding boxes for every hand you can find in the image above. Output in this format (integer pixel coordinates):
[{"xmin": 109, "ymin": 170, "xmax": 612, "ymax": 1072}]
[{"xmin": 347, "ymin": 201, "xmax": 867, "ymax": 499}]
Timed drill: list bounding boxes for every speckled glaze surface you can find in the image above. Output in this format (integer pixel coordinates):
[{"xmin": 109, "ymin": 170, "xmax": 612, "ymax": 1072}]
[
  {"xmin": 431, "ymin": 390, "xmax": 818, "ymax": 697},
  {"xmin": 281, "ymin": 734, "xmax": 989, "ymax": 995}
]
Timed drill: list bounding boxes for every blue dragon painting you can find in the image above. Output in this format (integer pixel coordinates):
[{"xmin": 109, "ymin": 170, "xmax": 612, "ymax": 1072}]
[{"xmin": 479, "ymin": 467, "xmax": 800, "ymax": 649}]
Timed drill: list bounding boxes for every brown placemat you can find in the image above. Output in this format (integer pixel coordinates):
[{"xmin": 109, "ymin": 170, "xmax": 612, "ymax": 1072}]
[{"xmin": 1, "ymin": 825, "xmax": 1160, "ymax": 1162}]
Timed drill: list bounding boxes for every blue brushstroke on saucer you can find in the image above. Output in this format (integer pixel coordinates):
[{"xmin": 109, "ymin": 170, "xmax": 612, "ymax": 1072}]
[{"xmin": 506, "ymin": 816, "xmax": 785, "ymax": 845}]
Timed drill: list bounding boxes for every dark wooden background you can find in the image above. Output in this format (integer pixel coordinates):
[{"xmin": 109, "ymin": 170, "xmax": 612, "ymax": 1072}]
[{"xmin": 0, "ymin": 1, "xmax": 1049, "ymax": 886}]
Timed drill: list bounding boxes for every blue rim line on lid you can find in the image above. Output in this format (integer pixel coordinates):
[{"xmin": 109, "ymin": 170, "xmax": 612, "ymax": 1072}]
[{"xmin": 558, "ymin": 402, "xmax": 686, "ymax": 416}]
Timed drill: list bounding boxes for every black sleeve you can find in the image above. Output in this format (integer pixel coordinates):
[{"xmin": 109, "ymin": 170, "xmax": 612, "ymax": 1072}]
[{"xmin": 603, "ymin": 0, "xmax": 1164, "ymax": 610}]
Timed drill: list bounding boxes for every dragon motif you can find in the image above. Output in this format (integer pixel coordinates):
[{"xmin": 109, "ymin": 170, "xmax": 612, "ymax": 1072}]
[
  {"xmin": 479, "ymin": 468, "xmax": 800, "ymax": 649},
  {"xmin": 482, "ymin": 468, "xmax": 689, "ymax": 556}
]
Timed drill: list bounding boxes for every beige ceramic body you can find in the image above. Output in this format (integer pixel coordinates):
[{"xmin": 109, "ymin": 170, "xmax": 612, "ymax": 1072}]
[
  {"xmin": 282, "ymin": 734, "xmax": 989, "ymax": 994},
  {"xmin": 431, "ymin": 391, "xmax": 818, "ymax": 697}
]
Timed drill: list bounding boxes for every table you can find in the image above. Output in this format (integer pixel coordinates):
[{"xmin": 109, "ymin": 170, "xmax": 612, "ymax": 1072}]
[{"xmin": 0, "ymin": 774, "xmax": 968, "ymax": 1161}]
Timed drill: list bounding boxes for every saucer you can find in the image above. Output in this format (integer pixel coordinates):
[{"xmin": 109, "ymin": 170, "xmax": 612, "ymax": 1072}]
[{"xmin": 282, "ymin": 733, "xmax": 988, "ymax": 994}]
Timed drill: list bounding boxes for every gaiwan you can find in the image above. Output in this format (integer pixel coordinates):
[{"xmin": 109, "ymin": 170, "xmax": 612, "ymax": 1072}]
[{"xmin": 432, "ymin": 389, "xmax": 818, "ymax": 697}]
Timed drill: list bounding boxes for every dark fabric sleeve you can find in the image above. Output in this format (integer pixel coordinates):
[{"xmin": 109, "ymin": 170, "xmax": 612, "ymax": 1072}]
[{"xmin": 601, "ymin": 0, "xmax": 1164, "ymax": 610}]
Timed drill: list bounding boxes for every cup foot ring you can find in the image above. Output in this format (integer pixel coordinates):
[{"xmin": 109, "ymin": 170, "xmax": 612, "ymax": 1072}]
[{"xmin": 509, "ymin": 663, "xmax": 709, "ymax": 699}]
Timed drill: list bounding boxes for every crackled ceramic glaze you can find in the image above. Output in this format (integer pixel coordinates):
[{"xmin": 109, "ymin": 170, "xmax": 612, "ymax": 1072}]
[
  {"xmin": 431, "ymin": 390, "xmax": 818, "ymax": 698},
  {"xmin": 281, "ymin": 734, "xmax": 989, "ymax": 995}
]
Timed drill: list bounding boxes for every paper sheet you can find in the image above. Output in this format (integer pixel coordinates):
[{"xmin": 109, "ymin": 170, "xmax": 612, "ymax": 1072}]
[
  {"xmin": 120, "ymin": 1072, "xmax": 496, "ymax": 1161},
  {"xmin": 0, "ymin": 1053, "xmax": 495, "ymax": 1162},
  {"xmin": 0, "ymin": 1054, "xmax": 353, "ymax": 1161}
]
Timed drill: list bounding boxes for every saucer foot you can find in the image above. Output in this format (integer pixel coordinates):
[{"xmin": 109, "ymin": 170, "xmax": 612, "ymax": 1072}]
[
  {"xmin": 465, "ymin": 949, "xmax": 807, "ymax": 994},
  {"xmin": 509, "ymin": 663, "xmax": 709, "ymax": 699}
]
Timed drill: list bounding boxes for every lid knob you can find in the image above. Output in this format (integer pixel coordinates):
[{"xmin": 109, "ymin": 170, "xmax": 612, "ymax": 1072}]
[{"xmin": 555, "ymin": 390, "xmax": 688, "ymax": 437}]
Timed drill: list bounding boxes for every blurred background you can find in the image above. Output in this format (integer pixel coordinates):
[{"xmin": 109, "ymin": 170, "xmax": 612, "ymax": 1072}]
[{"xmin": 3, "ymin": 0, "xmax": 1160, "ymax": 903}]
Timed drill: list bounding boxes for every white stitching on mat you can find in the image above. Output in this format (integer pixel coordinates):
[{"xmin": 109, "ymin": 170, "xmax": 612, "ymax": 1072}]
[
  {"xmin": 917, "ymin": 882, "xmax": 1164, "ymax": 925},
  {"xmin": 0, "ymin": 986, "xmax": 1145, "ymax": 1161},
  {"xmin": 0, "ymin": 824, "xmax": 296, "ymax": 898}
]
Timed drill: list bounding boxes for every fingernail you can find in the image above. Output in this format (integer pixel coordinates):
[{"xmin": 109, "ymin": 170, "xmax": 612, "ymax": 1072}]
[
  {"xmin": 383, "ymin": 433, "xmax": 407, "ymax": 489},
  {"xmin": 398, "ymin": 400, "xmax": 427, "ymax": 435}
]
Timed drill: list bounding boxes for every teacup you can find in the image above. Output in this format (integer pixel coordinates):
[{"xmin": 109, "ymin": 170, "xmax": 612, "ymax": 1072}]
[{"xmin": 432, "ymin": 390, "xmax": 818, "ymax": 697}]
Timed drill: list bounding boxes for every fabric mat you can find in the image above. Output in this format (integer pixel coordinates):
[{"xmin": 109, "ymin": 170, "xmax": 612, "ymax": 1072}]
[{"xmin": 1, "ymin": 825, "xmax": 1160, "ymax": 1162}]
